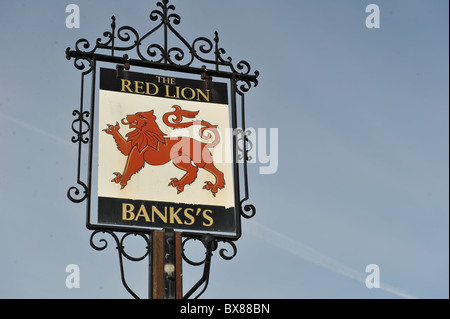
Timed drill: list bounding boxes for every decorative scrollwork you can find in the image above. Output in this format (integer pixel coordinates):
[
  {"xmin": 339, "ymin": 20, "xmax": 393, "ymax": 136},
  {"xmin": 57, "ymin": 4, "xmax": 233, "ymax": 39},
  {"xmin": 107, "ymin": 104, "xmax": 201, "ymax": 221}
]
[
  {"xmin": 71, "ymin": 110, "xmax": 90, "ymax": 144},
  {"xmin": 67, "ymin": 181, "xmax": 88, "ymax": 203},
  {"xmin": 235, "ymin": 128, "xmax": 253, "ymax": 162},
  {"xmin": 218, "ymin": 239, "xmax": 237, "ymax": 260},
  {"xmin": 90, "ymin": 230, "xmax": 151, "ymax": 299},
  {"xmin": 119, "ymin": 232, "xmax": 152, "ymax": 262},
  {"xmin": 90, "ymin": 230, "xmax": 117, "ymax": 251},
  {"xmin": 182, "ymin": 234, "xmax": 238, "ymax": 299},
  {"xmin": 90, "ymin": 230, "xmax": 151, "ymax": 264},
  {"xmin": 182, "ymin": 237, "xmax": 208, "ymax": 266},
  {"xmin": 74, "ymin": 38, "xmax": 96, "ymax": 55},
  {"xmin": 65, "ymin": 0, "xmax": 258, "ymax": 88},
  {"xmin": 240, "ymin": 200, "xmax": 256, "ymax": 219},
  {"xmin": 66, "ymin": 47, "xmax": 95, "ymax": 75},
  {"xmin": 182, "ymin": 235, "xmax": 238, "ymax": 264},
  {"xmin": 150, "ymin": 0, "xmax": 180, "ymax": 24}
]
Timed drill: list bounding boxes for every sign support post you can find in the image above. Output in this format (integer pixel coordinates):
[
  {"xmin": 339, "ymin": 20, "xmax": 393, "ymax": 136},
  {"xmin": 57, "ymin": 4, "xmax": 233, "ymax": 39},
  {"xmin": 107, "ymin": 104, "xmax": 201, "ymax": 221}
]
[{"xmin": 151, "ymin": 229, "xmax": 183, "ymax": 299}]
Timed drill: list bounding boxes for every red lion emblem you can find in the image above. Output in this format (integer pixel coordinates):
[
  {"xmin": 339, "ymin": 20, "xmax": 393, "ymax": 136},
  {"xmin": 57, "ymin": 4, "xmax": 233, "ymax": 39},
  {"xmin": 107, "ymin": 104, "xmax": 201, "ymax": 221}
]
[{"xmin": 103, "ymin": 105, "xmax": 225, "ymax": 196}]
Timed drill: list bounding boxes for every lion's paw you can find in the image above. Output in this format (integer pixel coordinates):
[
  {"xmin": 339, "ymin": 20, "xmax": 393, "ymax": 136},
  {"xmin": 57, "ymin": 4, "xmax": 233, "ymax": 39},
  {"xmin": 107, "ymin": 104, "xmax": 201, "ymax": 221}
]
[
  {"xmin": 111, "ymin": 172, "xmax": 123, "ymax": 184},
  {"xmin": 203, "ymin": 181, "xmax": 218, "ymax": 197},
  {"xmin": 168, "ymin": 178, "xmax": 180, "ymax": 187},
  {"xmin": 169, "ymin": 178, "xmax": 185, "ymax": 194},
  {"xmin": 111, "ymin": 173, "xmax": 128, "ymax": 190},
  {"xmin": 103, "ymin": 122, "xmax": 120, "ymax": 135}
]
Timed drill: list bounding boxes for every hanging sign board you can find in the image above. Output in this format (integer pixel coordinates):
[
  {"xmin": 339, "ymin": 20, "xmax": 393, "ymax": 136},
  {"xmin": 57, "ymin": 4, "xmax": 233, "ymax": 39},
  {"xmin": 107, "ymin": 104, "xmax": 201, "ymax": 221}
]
[{"xmin": 97, "ymin": 68, "xmax": 236, "ymax": 234}]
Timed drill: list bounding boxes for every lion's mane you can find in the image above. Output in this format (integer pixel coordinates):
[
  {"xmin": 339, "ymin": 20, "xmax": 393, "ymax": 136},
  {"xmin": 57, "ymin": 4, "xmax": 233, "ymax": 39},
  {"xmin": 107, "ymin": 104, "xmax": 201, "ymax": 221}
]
[{"xmin": 126, "ymin": 118, "xmax": 166, "ymax": 152}]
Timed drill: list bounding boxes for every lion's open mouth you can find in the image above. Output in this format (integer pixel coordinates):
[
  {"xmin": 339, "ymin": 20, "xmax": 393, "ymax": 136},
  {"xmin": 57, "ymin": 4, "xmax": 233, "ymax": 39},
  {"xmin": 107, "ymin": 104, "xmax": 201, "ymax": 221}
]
[{"xmin": 122, "ymin": 118, "xmax": 138, "ymax": 128}]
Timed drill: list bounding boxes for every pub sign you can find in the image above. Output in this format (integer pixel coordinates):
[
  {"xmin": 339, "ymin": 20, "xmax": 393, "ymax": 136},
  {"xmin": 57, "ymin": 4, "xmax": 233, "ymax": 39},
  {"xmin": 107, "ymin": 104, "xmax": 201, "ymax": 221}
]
[{"xmin": 97, "ymin": 68, "xmax": 237, "ymax": 234}]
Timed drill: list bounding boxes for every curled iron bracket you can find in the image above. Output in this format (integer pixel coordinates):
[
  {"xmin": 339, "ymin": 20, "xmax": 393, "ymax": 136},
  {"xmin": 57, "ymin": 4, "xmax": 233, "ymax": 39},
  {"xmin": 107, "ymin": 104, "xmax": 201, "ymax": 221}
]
[
  {"xmin": 90, "ymin": 230, "xmax": 152, "ymax": 299},
  {"xmin": 182, "ymin": 234, "xmax": 237, "ymax": 299}
]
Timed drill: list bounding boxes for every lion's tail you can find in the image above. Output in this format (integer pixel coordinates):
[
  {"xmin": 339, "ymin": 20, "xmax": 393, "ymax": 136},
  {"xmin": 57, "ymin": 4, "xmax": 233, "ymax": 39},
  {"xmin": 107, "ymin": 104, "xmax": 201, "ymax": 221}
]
[
  {"xmin": 199, "ymin": 124, "xmax": 220, "ymax": 149},
  {"xmin": 163, "ymin": 105, "xmax": 220, "ymax": 148}
]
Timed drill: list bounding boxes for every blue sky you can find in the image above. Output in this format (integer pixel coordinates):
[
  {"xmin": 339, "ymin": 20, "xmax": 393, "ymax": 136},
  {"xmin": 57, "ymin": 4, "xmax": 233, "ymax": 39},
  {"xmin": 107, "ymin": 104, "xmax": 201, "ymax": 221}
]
[{"xmin": 0, "ymin": 0, "xmax": 448, "ymax": 299}]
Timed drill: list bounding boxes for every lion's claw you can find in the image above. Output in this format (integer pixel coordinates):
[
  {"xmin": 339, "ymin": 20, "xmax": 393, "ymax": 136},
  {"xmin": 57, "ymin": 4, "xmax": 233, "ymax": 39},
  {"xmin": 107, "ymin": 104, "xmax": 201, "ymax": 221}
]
[
  {"xmin": 169, "ymin": 178, "xmax": 186, "ymax": 194},
  {"xmin": 203, "ymin": 181, "xmax": 219, "ymax": 197},
  {"xmin": 111, "ymin": 172, "xmax": 127, "ymax": 189},
  {"xmin": 103, "ymin": 122, "xmax": 120, "ymax": 135},
  {"xmin": 168, "ymin": 178, "xmax": 179, "ymax": 187}
]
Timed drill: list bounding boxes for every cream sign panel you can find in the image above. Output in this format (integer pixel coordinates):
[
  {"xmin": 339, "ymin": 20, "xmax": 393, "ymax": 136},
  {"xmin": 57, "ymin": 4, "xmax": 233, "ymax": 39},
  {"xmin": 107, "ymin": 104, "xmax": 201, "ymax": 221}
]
[{"xmin": 97, "ymin": 68, "xmax": 237, "ymax": 233}]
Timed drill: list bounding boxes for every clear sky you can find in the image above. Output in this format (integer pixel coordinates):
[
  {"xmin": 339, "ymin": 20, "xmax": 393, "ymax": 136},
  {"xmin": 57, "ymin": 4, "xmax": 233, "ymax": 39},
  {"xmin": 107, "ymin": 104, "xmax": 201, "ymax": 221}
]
[{"xmin": 0, "ymin": 0, "xmax": 448, "ymax": 299}]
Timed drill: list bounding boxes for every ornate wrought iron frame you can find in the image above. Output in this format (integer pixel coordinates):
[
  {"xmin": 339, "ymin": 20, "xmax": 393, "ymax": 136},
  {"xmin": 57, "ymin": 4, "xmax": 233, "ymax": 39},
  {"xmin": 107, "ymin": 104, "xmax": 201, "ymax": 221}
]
[{"xmin": 66, "ymin": 0, "xmax": 258, "ymax": 299}]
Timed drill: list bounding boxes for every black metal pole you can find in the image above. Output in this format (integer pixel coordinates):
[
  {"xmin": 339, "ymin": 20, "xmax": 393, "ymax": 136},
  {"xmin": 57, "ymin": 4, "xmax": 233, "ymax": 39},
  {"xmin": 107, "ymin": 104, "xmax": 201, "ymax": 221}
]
[{"xmin": 148, "ymin": 231, "xmax": 153, "ymax": 299}]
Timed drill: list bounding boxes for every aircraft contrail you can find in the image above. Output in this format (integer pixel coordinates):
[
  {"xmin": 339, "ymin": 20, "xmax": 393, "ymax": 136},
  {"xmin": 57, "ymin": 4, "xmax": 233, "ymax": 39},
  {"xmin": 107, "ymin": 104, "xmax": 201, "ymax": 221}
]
[
  {"xmin": 246, "ymin": 219, "xmax": 417, "ymax": 299},
  {"xmin": 0, "ymin": 111, "xmax": 73, "ymax": 147},
  {"xmin": 0, "ymin": 110, "xmax": 418, "ymax": 299}
]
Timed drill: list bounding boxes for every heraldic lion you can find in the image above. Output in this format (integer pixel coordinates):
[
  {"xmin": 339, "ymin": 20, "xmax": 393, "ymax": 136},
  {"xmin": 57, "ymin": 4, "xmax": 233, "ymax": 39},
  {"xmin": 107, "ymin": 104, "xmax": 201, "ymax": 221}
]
[{"xmin": 103, "ymin": 105, "xmax": 225, "ymax": 196}]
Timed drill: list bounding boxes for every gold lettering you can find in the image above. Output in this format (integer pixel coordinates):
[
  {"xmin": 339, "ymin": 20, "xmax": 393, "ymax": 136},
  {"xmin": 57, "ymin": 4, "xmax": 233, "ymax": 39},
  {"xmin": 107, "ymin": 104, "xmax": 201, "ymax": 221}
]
[
  {"xmin": 152, "ymin": 206, "xmax": 167, "ymax": 223},
  {"xmin": 169, "ymin": 207, "xmax": 183, "ymax": 224},
  {"xmin": 123, "ymin": 203, "xmax": 216, "ymax": 227},
  {"xmin": 202, "ymin": 209, "xmax": 213, "ymax": 227},
  {"xmin": 165, "ymin": 85, "xmax": 176, "ymax": 99},
  {"xmin": 181, "ymin": 87, "xmax": 196, "ymax": 100},
  {"xmin": 183, "ymin": 208, "xmax": 195, "ymax": 226},
  {"xmin": 122, "ymin": 203, "xmax": 135, "ymax": 220},
  {"xmin": 157, "ymin": 76, "xmax": 176, "ymax": 85},
  {"xmin": 121, "ymin": 79, "xmax": 133, "ymax": 93},
  {"xmin": 196, "ymin": 88, "xmax": 210, "ymax": 102},
  {"xmin": 146, "ymin": 82, "xmax": 159, "ymax": 96},
  {"xmin": 134, "ymin": 81, "xmax": 145, "ymax": 94},
  {"xmin": 174, "ymin": 86, "xmax": 181, "ymax": 99},
  {"xmin": 135, "ymin": 204, "xmax": 150, "ymax": 222}
]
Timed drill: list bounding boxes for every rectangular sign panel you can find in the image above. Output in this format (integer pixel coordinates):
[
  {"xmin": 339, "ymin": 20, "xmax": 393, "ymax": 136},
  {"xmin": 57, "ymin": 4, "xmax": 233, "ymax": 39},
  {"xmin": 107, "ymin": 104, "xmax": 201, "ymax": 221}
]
[{"xmin": 97, "ymin": 68, "xmax": 236, "ymax": 234}]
